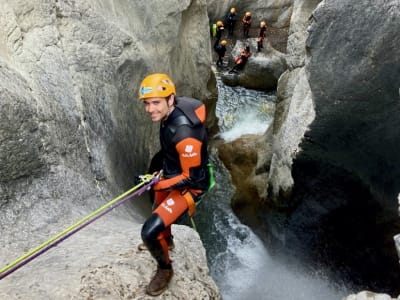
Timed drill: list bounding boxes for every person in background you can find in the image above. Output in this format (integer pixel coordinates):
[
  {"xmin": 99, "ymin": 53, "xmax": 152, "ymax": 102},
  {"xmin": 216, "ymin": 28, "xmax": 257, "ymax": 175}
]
[
  {"xmin": 229, "ymin": 45, "xmax": 251, "ymax": 73},
  {"xmin": 257, "ymin": 21, "xmax": 267, "ymax": 52},
  {"xmin": 225, "ymin": 7, "xmax": 237, "ymax": 36},
  {"xmin": 213, "ymin": 20, "xmax": 225, "ymax": 49},
  {"xmin": 242, "ymin": 11, "xmax": 252, "ymax": 38},
  {"xmin": 137, "ymin": 73, "xmax": 210, "ymax": 296},
  {"xmin": 215, "ymin": 39, "xmax": 228, "ymax": 67}
]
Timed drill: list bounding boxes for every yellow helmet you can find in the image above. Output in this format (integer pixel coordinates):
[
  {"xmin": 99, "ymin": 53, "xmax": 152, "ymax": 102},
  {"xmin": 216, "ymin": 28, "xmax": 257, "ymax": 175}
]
[
  {"xmin": 230, "ymin": 7, "xmax": 236, "ymax": 13},
  {"xmin": 245, "ymin": 12, "xmax": 251, "ymax": 17},
  {"xmin": 216, "ymin": 20, "xmax": 224, "ymax": 27},
  {"xmin": 260, "ymin": 21, "xmax": 266, "ymax": 27},
  {"xmin": 138, "ymin": 73, "xmax": 176, "ymax": 100},
  {"xmin": 221, "ymin": 39, "xmax": 227, "ymax": 46}
]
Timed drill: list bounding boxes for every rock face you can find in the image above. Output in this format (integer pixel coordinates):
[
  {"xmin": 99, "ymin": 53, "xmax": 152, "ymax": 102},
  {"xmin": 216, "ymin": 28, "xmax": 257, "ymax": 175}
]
[
  {"xmin": 268, "ymin": 0, "xmax": 400, "ymax": 207},
  {"xmin": 297, "ymin": 1, "xmax": 400, "ymax": 291},
  {"xmin": 0, "ymin": 0, "xmax": 219, "ymax": 298},
  {"xmin": 216, "ymin": 132, "xmax": 272, "ymax": 222},
  {"xmin": 0, "ymin": 222, "xmax": 219, "ymax": 299},
  {"xmin": 304, "ymin": 0, "xmax": 400, "ymax": 207},
  {"xmin": 266, "ymin": 0, "xmax": 319, "ymax": 205},
  {"xmin": 206, "ymin": 0, "xmax": 293, "ymax": 28},
  {"xmin": 263, "ymin": 0, "xmax": 400, "ymax": 295}
]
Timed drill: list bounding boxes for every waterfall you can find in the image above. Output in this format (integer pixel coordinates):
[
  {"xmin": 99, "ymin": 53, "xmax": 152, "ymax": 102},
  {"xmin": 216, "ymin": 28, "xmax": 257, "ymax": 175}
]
[
  {"xmin": 197, "ymin": 72, "xmax": 351, "ymax": 299},
  {"xmin": 214, "ymin": 71, "xmax": 275, "ymax": 141}
]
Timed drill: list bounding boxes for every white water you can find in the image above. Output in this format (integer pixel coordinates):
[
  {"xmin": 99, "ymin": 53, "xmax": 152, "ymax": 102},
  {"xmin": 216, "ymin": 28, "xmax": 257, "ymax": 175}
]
[
  {"xmin": 207, "ymin": 74, "xmax": 351, "ymax": 299},
  {"xmin": 214, "ymin": 73, "xmax": 275, "ymax": 141},
  {"xmin": 219, "ymin": 110, "xmax": 270, "ymax": 141},
  {"xmin": 210, "ymin": 210, "xmax": 348, "ymax": 300}
]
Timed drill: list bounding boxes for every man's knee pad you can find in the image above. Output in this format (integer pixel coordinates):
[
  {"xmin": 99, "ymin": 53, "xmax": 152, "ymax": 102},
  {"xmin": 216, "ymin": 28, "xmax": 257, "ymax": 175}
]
[{"xmin": 141, "ymin": 213, "xmax": 165, "ymax": 243}]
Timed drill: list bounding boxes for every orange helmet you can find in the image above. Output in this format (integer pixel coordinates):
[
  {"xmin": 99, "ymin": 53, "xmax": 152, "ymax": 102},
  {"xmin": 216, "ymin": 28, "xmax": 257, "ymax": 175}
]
[
  {"xmin": 245, "ymin": 12, "xmax": 251, "ymax": 17},
  {"xmin": 216, "ymin": 20, "xmax": 224, "ymax": 27},
  {"xmin": 260, "ymin": 21, "xmax": 266, "ymax": 27},
  {"xmin": 221, "ymin": 39, "xmax": 227, "ymax": 46},
  {"xmin": 230, "ymin": 7, "xmax": 236, "ymax": 14},
  {"xmin": 138, "ymin": 73, "xmax": 176, "ymax": 100}
]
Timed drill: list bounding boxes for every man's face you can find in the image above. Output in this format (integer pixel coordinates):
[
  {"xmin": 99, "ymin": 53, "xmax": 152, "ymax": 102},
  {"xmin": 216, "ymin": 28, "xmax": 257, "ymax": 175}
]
[{"xmin": 142, "ymin": 97, "xmax": 171, "ymax": 122}]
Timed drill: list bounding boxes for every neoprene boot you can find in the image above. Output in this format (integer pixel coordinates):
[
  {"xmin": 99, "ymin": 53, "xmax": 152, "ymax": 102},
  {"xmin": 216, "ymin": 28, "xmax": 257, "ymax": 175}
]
[{"xmin": 146, "ymin": 266, "xmax": 174, "ymax": 296}]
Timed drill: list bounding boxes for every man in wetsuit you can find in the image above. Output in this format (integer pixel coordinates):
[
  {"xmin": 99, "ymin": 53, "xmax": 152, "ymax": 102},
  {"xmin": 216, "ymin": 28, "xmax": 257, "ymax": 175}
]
[
  {"xmin": 242, "ymin": 11, "xmax": 252, "ymax": 38},
  {"xmin": 257, "ymin": 21, "xmax": 267, "ymax": 52},
  {"xmin": 229, "ymin": 45, "xmax": 251, "ymax": 73},
  {"xmin": 137, "ymin": 73, "xmax": 210, "ymax": 296},
  {"xmin": 215, "ymin": 39, "xmax": 228, "ymax": 67},
  {"xmin": 213, "ymin": 20, "xmax": 225, "ymax": 49},
  {"xmin": 226, "ymin": 7, "xmax": 237, "ymax": 36}
]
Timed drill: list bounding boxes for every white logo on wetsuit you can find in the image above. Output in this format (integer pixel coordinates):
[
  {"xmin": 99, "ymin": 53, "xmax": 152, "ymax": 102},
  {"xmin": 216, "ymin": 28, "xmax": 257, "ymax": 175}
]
[
  {"xmin": 162, "ymin": 198, "xmax": 175, "ymax": 214},
  {"xmin": 182, "ymin": 144, "xmax": 198, "ymax": 158}
]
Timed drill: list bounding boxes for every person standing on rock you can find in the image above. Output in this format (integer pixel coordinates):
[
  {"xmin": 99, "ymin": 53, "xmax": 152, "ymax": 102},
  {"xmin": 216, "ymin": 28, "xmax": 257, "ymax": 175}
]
[
  {"xmin": 257, "ymin": 21, "xmax": 267, "ymax": 52},
  {"xmin": 215, "ymin": 39, "xmax": 228, "ymax": 67},
  {"xmin": 226, "ymin": 7, "xmax": 237, "ymax": 36},
  {"xmin": 213, "ymin": 20, "xmax": 225, "ymax": 49},
  {"xmin": 137, "ymin": 73, "xmax": 211, "ymax": 296},
  {"xmin": 242, "ymin": 11, "xmax": 252, "ymax": 38}
]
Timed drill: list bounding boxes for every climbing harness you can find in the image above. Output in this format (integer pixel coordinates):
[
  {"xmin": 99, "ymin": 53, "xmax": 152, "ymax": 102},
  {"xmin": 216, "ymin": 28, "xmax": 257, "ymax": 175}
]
[{"xmin": 0, "ymin": 172, "xmax": 161, "ymax": 280}]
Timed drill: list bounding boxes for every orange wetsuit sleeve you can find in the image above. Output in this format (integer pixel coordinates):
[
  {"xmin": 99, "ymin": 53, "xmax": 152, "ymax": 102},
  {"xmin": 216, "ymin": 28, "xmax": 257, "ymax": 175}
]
[{"xmin": 154, "ymin": 137, "xmax": 202, "ymax": 191}]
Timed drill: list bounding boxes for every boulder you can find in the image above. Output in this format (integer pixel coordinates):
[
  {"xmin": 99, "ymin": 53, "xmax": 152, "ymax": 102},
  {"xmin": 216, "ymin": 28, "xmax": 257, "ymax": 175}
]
[
  {"xmin": 0, "ymin": 222, "xmax": 220, "ymax": 299},
  {"xmin": 217, "ymin": 130, "xmax": 272, "ymax": 222},
  {"xmin": 221, "ymin": 39, "xmax": 287, "ymax": 90}
]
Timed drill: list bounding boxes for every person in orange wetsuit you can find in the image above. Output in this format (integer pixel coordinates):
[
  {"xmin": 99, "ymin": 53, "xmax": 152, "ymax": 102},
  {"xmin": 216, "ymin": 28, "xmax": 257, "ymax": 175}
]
[
  {"xmin": 137, "ymin": 73, "xmax": 210, "ymax": 296},
  {"xmin": 257, "ymin": 21, "xmax": 267, "ymax": 52},
  {"xmin": 230, "ymin": 45, "xmax": 251, "ymax": 73},
  {"xmin": 242, "ymin": 11, "xmax": 252, "ymax": 38}
]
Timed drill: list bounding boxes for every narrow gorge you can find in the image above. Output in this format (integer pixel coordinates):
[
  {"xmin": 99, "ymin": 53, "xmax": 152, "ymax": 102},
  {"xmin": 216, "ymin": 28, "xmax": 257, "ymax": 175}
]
[{"xmin": 1, "ymin": 0, "xmax": 399, "ymax": 299}]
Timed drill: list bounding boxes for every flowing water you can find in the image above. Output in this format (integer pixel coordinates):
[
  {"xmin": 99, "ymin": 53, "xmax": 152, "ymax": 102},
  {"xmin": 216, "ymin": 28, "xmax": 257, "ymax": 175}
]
[
  {"xmin": 195, "ymin": 71, "xmax": 352, "ymax": 299},
  {"xmin": 213, "ymin": 75, "xmax": 275, "ymax": 141}
]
